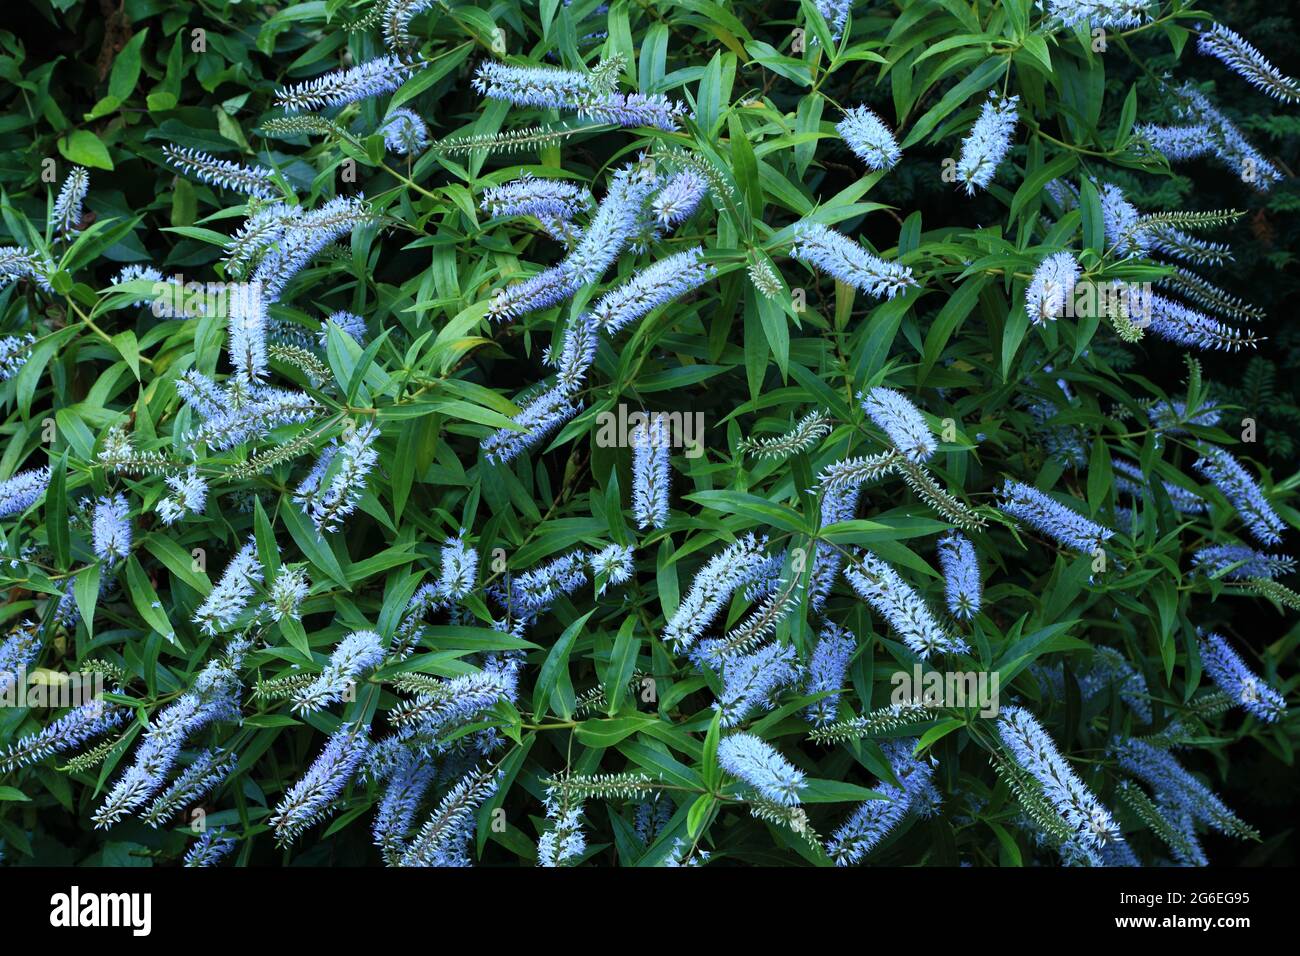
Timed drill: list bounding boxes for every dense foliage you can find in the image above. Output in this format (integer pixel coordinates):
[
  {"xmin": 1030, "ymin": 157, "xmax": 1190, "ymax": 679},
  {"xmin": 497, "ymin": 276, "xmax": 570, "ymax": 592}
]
[{"xmin": 0, "ymin": 0, "xmax": 1297, "ymax": 867}]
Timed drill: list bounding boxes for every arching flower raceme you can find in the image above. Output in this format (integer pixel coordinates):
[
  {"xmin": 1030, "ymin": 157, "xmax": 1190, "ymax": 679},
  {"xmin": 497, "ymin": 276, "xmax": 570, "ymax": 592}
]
[
  {"xmin": 91, "ymin": 494, "xmax": 132, "ymax": 562},
  {"xmin": 632, "ymin": 413, "xmax": 671, "ymax": 530},
  {"xmin": 692, "ymin": 579, "xmax": 799, "ymax": 664},
  {"xmin": 500, "ymin": 549, "xmax": 593, "ymax": 619},
  {"xmin": 1197, "ymin": 23, "xmax": 1300, "ymax": 103},
  {"xmin": 0, "ymin": 333, "xmax": 34, "ymax": 381},
  {"xmin": 837, "ymin": 105, "xmax": 901, "ymax": 171},
  {"xmin": 193, "ymin": 540, "xmax": 263, "ymax": 635},
  {"xmin": 592, "ymin": 247, "xmax": 715, "ymax": 334},
  {"xmin": 0, "ymin": 466, "xmax": 50, "ymax": 517},
  {"xmin": 401, "ymin": 765, "xmax": 500, "ymax": 867},
  {"xmin": 378, "ymin": 108, "xmax": 430, "ymax": 154},
  {"xmin": 662, "ymin": 534, "xmax": 769, "ymax": 649},
  {"xmin": 486, "ymin": 162, "xmax": 657, "ymax": 322},
  {"xmin": 955, "ymin": 93, "xmax": 1018, "ymax": 194},
  {"xmin": 484, "ymin": 264, "xmax": 577, "ymax": 324},
  {"xmin": 790, "ymin": 222, "xmax": 916, "ymax": 299},
  {"xmin": 143, "ymin": 750, "xmax": 236, "ymax": 827},
  {"xmin": 307, "ymin": 421, "xmax": 381, "ymax": 534},
  {"xmin": 1198, "ymin": 632, "xmax": 1286, "ymax": 722},
  {"xmin": 184, "ymin": 828, "xmax": 236, "ymax": 867},
  {"xmin": 804, "ymin": 623, "xmax": 855, "ymax": 726},
  {"xmin": 1193, "ymin": 446, "xmax": 1285, "ymax": 545},
  {"xmin": 373, "ymin": 750, "xmax": 437, "ymax": 864},
  {"xmin": 0, "ymin": 699, "xmax": 126, "ymax": 773},
  {"xmin": 828, "ymin": 782, "xmax": 912, "ymax": 865},
  {"xmin": 634, "ymin": 266, "xmax": 730, "ymax": 339},
  {"xmin": 714, "ymin": 642, "xmax": 801, "ymax": 727},
  {"xmin": 1047, "ymin": 0, "xmax": 1154, "ymax": 29},
  {"xmin": 828, "ymin": 739, "xmax": 938, "ymax": 865},
  {"xmin": 161, "ymin": 145, "xmax": 277, "ymax": 199},
  {"xmin": 480, "ymin": 174, "xmax": 592, "ymax": 222},
  {"xmin": 269, "ymin": 725, "xmax": 371, "ymax": 843},
  {"xmin": 156, "ymin": 467, "xmax": 208, "ymax": 525},
  {"xmin": 318, "ymin": 310, "xmax": 366, "ymax": 348},
  {"xmin": 1192, "ymin": 544, "xmax": 1294, "ymax": 581},
  {"xmin": 651, "ymin": 169, "xmax": 708, "ymax": 227},
  {"xmin": 253, "ymin": 196, "xmax": 378, "ymax": 302},
  {"xmin": 293, "ymin": 630, "xmax": 386, "ymax": 714},
  {"xmin": 275, "ymin": 55, "xmax": 419, "ymax": 112},
  {"xmin": 263, "ymin": 565, "xmax": 309, "ymax": 623},
  {"xmin": 481, "ymin": 385, "xmax": 579, "ymax": 465},
  {"xmin": 1025, "ymin": 252, "xmax": 1080, "ymax": 325},
  {"xmin": 843, "ymin": 550, "xmax": 968, "ymax": 658},
  {"xmin": 1141, "ymin": 294, "xmax": 1256, "ymax": 352},
  {"xmin": 472, "ymin": 61, "xmax": 601, "ymax": 110},
  {"xmin": 936, "ymin": 532, "xmax": 981, "ymax": 621},
  {"xmin": 860, "ymin": 387, "xmax": 935, "ymax": 462},
  {"xmin": 998, "ymin": 706, "xmax": 1122, "ymax": 849},
  {"xmin": 997, "ymin": 480, "xmax": 1114, "ymax": 554},
  {"xmin": 717, "ymin": 733, "xmax": 806, "ymax": 806},
  {"xmin": 571, "ymin": 161, "xmax": 660, "ymax": 278},
  {"xmin": 738, "ymin": 409, "xmax": 832, "ymax": 461},
  {"xmin": 0, "ymin": 621, "xmax": 41, "ymax": 697},
  {"xmin": 1112, "ymin": 737, "xmax": 1250, "ymax": 836},
  {"xmin": 585, "ymin": 91, "xmax": 686, "ymax": 131},
  {"xmin": 472, "ymin": 60, "xmax": 685, "ymax": 131},
  {"xmin": 52, "ymin": 166, "xmax": 89, "ymax": 237},
  {"xmin": 1171, "ymin": 83, "xmax": 1282, "ymax": 192},
  {"xmin": 94, "ymin": 670, "xmax": 243, "ymax": 828},
  {"xmin": 1146, "ymin": 225, "xmax": 1231, "ymax": 266},
  {"xmin": 1137, "ymin": 123, "xmax": 1215, "ymax": 162},
  {"xmin": 391, "ymin": 670, "xmax": 513, "ymax": 752}
]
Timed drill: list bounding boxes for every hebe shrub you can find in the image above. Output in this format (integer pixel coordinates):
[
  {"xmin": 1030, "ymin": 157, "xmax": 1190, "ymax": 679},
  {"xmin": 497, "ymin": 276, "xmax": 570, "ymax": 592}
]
[{"xmin": 0, "ymin": 0, "xmax": 1296, "ymax": 867}]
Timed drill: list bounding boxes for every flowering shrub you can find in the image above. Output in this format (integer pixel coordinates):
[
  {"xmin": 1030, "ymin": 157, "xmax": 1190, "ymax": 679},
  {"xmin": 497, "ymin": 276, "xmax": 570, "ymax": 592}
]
[{"xmin": 0, "ymin": 0, "xmax": 1296, "ymax": 867}]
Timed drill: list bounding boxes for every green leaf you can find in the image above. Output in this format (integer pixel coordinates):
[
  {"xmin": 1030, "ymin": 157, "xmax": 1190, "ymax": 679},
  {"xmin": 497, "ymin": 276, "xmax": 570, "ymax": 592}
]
[
  {"xmin": 46, "ymin": 451, "xmax": 69, "ymax": 569},
  {"xmin": 124, "ymin": 556, "xmax": 177, "ymax": 645},
  {"xmin": 58, "ymin": 130, "xmax": 113, "ymax": 170},
  {"xmin": 685, "ymin": 490, "xmax": 808, "ymax": 534},
  {"xmin": 921, "ymin": 274, "xmax": 990, "ymax": 382},
  {"xmin": 603, "ymin": 617, "xmax": 639, "ymax": 715},
  {"xmin": 107, "ymin": 29, "xmax": 149, "ymax": 102},
  {"xmin": 74, "ymin": 563, "xmax": 101, "ymax": 640},
  {"xmin": 574, "ymin": 715, "xmax": 655, "ymax": 747},
  {"xmin": 532, "ymin": 611, "xmax": 593, "ymax": 721}
]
